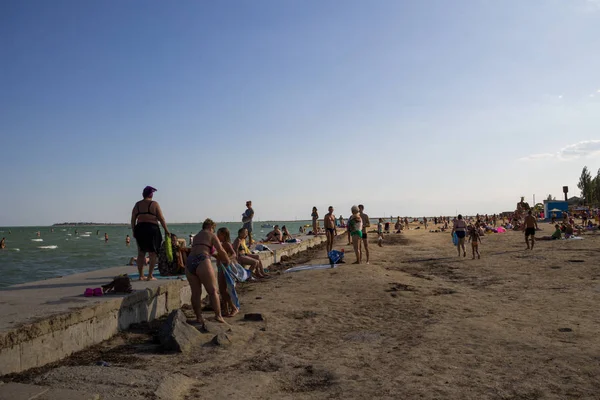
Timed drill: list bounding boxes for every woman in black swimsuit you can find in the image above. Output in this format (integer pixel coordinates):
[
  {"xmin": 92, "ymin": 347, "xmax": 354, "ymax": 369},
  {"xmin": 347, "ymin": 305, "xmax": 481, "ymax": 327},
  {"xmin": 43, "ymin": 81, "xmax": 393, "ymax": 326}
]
[
  {"xmin": 452, "ymin": 214, "xmax": 467, "ymax": 257},
  {"xmin": 131, "ymin": 186, "xmax": 169, "ymax": 281}
]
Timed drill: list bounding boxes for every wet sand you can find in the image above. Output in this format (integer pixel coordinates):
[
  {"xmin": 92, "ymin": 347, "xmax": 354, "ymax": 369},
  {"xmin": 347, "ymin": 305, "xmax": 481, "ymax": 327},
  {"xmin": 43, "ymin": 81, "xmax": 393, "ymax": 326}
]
[{"xmin": 6, "ymin": 222, "xmax": 600, "ymax": 399}]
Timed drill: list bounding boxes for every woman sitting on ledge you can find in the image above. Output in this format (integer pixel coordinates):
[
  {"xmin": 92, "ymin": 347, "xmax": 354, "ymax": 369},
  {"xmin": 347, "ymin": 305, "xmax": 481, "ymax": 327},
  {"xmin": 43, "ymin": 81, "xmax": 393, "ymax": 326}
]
[
  {"xmin": 233, "ymin": 228, "xmax": 269, "ymax": 279},
  {"xmin": 281, "ymin": 225, "xmax": 292, "ymax": 242}
]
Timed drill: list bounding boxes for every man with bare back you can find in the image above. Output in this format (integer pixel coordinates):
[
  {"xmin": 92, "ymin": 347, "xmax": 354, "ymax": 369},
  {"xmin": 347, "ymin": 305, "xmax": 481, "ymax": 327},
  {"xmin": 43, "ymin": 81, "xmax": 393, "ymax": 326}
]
[
  {"xmin": 358, "ymin": 204, "xmax": 370, "ymax": 264},
  {"xmin": 523, "ymin": 210, "xmax": 538, "ymax": 250},
  {"xmin": 324, "ymin": 206, "xmax": 337, "ymax": 253}
]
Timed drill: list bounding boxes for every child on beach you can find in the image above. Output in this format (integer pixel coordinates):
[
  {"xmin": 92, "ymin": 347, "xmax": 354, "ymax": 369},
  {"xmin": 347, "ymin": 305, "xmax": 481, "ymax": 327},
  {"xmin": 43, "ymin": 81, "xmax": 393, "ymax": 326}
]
[
  {"xmin": 468, "ymin": 226, "xmax": 482, "ymax": 259},
  {"xmin": 377, "ymin": 218, "xmax": 384, "ymax": 247}
]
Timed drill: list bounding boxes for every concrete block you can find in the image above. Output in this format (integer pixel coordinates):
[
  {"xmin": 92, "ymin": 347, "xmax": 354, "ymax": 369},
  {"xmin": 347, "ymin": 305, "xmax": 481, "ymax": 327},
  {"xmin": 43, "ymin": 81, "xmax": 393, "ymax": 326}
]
[
  {"xmin": 62, "ymin": 319, "xmax": 94, "ymax": 356},
  {"xmin": 179, "ymin": 285, "xmax": 191, "ymax": 306},
  {"xmin": 0, "ymin": 383, "xmax": 49, "ymax": 400},
  {"xmin": 147, "ymin": 293, "xmax": 167, "ymax": 321},
  {"xmin": 20, "ymin": 330, "xmax": 63, "ymax": 372},
  {"xmin": 0, "ymin": 344, "xmax": 20, "ymax": 376},
  {"xmin": 38, "ymin": 387, "xmax": 100, "ymax": 400},
  {"xmin": 94, "ymin": 312, "xmax": 119, "ymax": 343}
]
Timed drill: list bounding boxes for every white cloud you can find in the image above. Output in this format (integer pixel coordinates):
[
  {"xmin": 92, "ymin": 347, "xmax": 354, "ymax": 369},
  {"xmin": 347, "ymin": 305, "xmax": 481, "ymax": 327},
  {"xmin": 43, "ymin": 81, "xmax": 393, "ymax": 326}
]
[{"xmin": 520, "ymin": 140, "xmax": 600, "ymax": 161}]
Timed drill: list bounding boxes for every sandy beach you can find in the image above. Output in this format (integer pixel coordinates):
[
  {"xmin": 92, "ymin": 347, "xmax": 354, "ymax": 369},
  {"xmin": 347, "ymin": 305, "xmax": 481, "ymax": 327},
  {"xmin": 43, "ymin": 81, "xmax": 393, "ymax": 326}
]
[{"xmin": 5, "ymin": 221, "xmax": 600, "ymax": 399}]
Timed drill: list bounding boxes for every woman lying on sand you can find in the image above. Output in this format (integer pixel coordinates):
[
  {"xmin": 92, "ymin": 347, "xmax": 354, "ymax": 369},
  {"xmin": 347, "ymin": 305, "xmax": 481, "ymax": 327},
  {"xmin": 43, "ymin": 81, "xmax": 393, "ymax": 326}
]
[
  {"xmin": 233, "ymin": 228, "xmax": 269, "ymax": 279},
  {"xmin": 186, "ymin": 218, "xmax": 230, "ymax": 327},
  {"xmin": 348, "ymin": 205, "xmax": 363, "ymax": 264}
]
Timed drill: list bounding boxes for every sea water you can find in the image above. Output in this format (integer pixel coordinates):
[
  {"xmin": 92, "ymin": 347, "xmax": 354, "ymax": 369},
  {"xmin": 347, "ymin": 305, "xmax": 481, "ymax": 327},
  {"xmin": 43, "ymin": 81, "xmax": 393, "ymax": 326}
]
[{"xmin": 0, "ymin": 221, "xmax": 317, "ymax": 288}]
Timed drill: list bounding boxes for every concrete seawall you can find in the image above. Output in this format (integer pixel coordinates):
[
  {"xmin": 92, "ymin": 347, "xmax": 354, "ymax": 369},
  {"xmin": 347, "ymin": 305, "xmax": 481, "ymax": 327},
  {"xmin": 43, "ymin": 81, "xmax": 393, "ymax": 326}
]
[{"xmin": 0, "ymin": 233, "xmax": 333, "ymax": 376}]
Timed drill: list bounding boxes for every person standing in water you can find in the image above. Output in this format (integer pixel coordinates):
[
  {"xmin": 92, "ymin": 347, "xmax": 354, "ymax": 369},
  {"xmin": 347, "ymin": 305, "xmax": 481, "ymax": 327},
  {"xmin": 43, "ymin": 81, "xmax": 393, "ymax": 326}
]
[
  {"xmin": 104, "ymin": 233, "xmax": 109, "ymax": 242},
  {"xmin": 523, "ymin": 210, "xmax": 538, "ymax": 250},
  {"xmin": 0, "ymin": 237, "xmax": 6, "ymax": 249},
  {"xmin": 242, "ymin": 200, "xmax": 255, "ymax": 245},
  {"xmin": 358, "ymin": 204, "xmax": 370, "ymax": 264},
  {"xmin": 125, "ymin": 235, "xmax": 131, "ymax": 246},
  {"xmin": 131, "ymin": 186, "xmax": 169, "ymax": 281},
  {"xmin": 324, "ymin": 206, "xmax": 337, "ymax": 253}
]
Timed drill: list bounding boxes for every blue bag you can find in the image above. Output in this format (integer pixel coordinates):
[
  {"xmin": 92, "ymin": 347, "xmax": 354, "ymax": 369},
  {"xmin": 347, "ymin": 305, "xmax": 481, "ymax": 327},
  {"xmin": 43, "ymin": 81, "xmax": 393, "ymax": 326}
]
[{"xmin": 328, "ymin": 250, "xmax": 344, "ymax": 265}]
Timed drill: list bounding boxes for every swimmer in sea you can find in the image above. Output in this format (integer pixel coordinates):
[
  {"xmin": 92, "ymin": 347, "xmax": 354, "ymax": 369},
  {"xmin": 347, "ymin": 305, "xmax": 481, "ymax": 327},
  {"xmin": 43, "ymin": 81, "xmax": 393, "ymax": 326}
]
[
  {"xmin": 324, "ymin": 206, "xmax": 337, "ymax": 253},
  {"xmin": 104, "ymin": 233, "xmax": 109, "ymax": 242},
  {"xmin": 0, "ymin": 237, "xmax": 5, "ymax": 249},
  {"xmin": 126, "ymin": 235, "xmax": 131, "ymax": 246},
  {"xmin": 128, "ymin": 256, "xmax": 149, "ymax": 266}
]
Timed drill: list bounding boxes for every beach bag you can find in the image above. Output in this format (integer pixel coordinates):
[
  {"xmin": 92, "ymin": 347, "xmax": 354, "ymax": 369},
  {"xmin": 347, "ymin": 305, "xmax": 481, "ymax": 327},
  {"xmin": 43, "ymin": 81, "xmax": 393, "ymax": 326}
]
[
  {"xmin": 164, "ymin": 234, "xmax": 173, "ymax": 263},
  {"xmin": 452, "ymin": 232, "xmax": 458, "ymax": 246},
  {"xmin": 102, "ymin": 274, "xmax": 133, "ymax": 294},
  {"xmin": 158, "ymin": 241, "xmax": 183, "ymax": 276},
  {"xmin": 328, "ymin": 250, "xmax": 344, "ymax": 265}
]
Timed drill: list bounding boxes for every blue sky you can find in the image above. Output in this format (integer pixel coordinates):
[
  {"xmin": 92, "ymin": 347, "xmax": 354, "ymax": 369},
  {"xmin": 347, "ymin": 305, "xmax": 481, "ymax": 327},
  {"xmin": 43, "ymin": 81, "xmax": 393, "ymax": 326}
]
[{"xmin": 1, "ymin": 0, "xmax": 600, "ymax": 225}]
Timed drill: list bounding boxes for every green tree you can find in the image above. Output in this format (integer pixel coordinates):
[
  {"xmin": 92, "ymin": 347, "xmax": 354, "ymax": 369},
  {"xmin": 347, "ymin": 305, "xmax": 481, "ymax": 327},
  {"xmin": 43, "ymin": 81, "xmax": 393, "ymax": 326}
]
[
  {"xmin": 578, "ymin": 166, "xmax": 593, "ymax": 205},
  {"xmin": 593, "ymin": 168, "xmax": 600, "ymax": 207}
]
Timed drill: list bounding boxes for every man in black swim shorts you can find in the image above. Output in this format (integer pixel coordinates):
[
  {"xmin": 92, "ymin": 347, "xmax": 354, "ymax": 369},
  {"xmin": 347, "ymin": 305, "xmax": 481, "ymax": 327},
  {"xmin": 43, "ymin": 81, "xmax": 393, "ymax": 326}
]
[
  {"xmin": 523, "ymin": 210, "xmax": 538, "ymax": 250},
  {"xmin": 324, "ymin": 206, "xmax": 337, "ymax": 253},
  {"xmin": 358, "ymin": 204, "xmax": 370, "ymax": 264}
]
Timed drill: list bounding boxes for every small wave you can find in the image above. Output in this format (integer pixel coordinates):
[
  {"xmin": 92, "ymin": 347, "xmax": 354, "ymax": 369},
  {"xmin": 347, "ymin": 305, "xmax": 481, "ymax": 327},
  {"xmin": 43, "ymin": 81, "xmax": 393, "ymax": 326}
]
[
  {"xmin": 38, "ymin": 245, "xmax": 58, "ymax": 249},
  {"xmin": 13, "ymin": 248, "xmax": 20, "ymax": 251},
  {"xmin": 84, "ymin": 232, "xmax": 92, "ymax": 234},
  {"xmin": 31, "ymin": 239, "xmax": 44, "ymax": 242},
  {"xmin": 80, "ymin": 234, "xmax": 90, "ymax": 237},
  {"xmin": 67, "ymin": 234, "xmax": 72, "ymax": 236}
]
